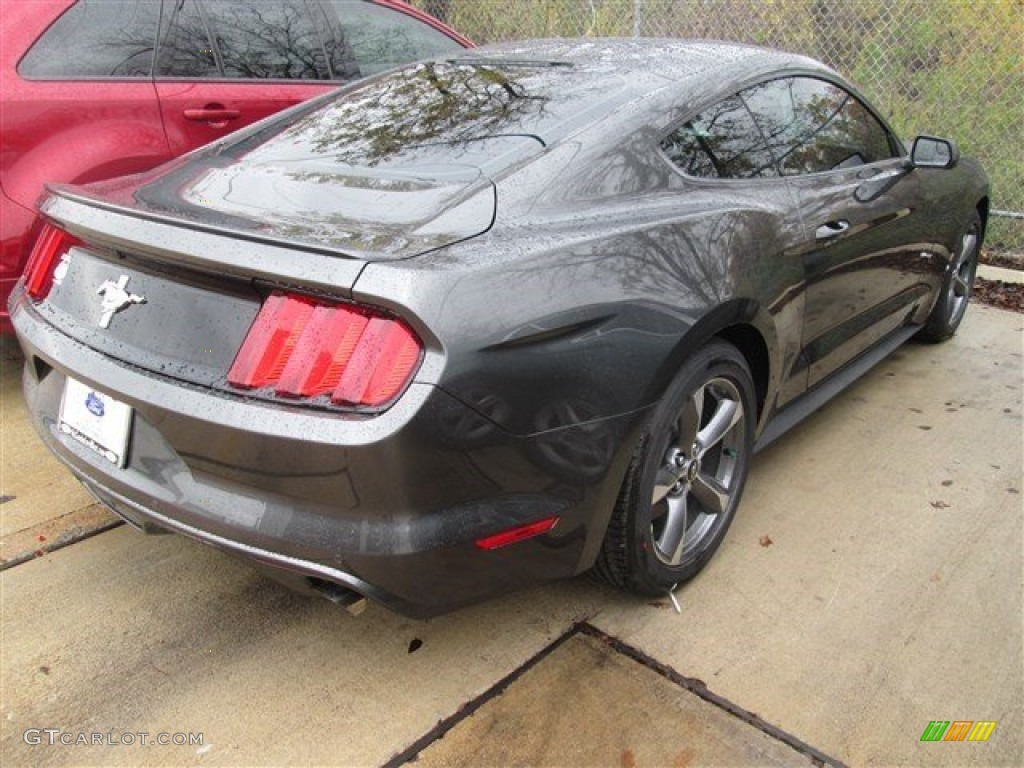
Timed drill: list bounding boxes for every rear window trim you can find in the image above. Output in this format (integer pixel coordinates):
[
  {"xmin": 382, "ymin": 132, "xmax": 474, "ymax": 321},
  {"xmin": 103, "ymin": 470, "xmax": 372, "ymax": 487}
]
[{"xmin": 368, "ymin": 0, "xmax": 471, "ymax": 46}]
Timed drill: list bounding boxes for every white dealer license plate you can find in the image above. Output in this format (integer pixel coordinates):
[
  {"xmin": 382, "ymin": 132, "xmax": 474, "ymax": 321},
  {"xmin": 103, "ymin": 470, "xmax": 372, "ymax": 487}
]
[{"xmin": 58, "ymin": 378, "xmax": 132, "ymax": 467}]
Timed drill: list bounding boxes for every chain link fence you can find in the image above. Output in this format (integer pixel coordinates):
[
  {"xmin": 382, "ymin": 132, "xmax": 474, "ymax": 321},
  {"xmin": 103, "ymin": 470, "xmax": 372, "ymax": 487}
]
[{"xmin": 413, "ymin": 0, "xmax": 1022, "ymax": 251}]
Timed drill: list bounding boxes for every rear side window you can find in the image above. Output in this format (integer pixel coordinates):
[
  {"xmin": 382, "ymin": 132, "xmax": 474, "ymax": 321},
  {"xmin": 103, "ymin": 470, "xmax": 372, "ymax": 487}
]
[
  {"xmin": 320, "ymin": 0, "xmax": 462, "ymax": 77},
  {"xmin": 661, "ymin": 96, "xmax": 778, "ymax": 179},
  {"xmin": 742, "ymin": 77, "xmax": 896, "ymax": 175},
  {"xmin": 18, "ymin": 0, "xmax": 159, "ymax": 79},
  {"xmin": 158, "ymin": 0, "xmax": 329, "ymax": 80}
]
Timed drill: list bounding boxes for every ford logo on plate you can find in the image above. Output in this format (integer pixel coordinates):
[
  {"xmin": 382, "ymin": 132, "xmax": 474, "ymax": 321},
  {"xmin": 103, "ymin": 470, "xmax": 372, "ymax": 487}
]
[{"xmin": 85, "ymin": 392, "xmax": 105, "ymax": 418}]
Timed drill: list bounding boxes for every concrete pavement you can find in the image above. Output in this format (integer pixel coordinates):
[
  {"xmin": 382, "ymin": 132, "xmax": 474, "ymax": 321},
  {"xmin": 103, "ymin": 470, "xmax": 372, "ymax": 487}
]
[
  {"xmin": 979, "ymin": 263, "xmax": 1024, "ymax": 284},
  {"xmin": 1, "ymin": 336, "xmax": 118, "ymax": 568},
  {"xmin": 413, "ymin": 631, "xmax": 821, "ymax": 767},
  {"xmin": 590, "ymin": 302, "xmax": 1023, "ymax": 766},
  {"xmin": 1, "ymin": 303, "xmax": 1021, "ymax": 766}
]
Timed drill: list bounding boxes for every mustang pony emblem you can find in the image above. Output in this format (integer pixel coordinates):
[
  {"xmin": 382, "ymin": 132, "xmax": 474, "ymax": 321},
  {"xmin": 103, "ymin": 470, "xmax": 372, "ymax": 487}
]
[{"xmin": 96, "ymin": 275, "xmax": 145, "ymax": 328}]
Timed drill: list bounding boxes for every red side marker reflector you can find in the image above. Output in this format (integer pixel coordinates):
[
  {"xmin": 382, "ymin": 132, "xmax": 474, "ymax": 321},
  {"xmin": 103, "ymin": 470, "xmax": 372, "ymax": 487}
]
[
  {"xmin": 24, "ymin": 224, "xmax": 81, "ymax": 300},
  {"xmin": 227, "ymin": 291, "xmax": 423, "ymax": 408},
  {"xmin": 475, "ymin": 516, "xmax": 560, "ymax": 550}
]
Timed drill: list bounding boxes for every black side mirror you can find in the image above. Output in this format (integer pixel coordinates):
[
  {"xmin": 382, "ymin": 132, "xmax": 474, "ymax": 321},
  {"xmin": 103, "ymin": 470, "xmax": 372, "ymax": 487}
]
[{"xmin": 910, "ymin": 135, "xmax": 960, "ymax": 169}]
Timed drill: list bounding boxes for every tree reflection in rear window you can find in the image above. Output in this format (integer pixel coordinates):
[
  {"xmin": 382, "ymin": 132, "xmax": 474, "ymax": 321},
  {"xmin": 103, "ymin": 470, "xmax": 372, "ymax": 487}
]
[{"xmin": 229, "ymin": 60, "xmax": 631, "ymax": 174}]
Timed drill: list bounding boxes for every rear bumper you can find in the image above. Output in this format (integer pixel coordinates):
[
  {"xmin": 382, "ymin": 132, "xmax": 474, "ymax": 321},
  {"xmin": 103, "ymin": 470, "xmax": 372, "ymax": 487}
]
[{"xmin": 12, "ymin": 295, "xmax": 643, "ymax": 617}]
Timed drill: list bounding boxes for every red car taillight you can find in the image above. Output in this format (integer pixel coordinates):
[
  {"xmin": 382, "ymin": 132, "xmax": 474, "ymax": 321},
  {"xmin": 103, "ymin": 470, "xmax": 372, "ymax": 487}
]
[
  {"xmin": 24, "ymin": 223, "xmax": 81, "ymax": 300},
  {"xmin": 227, "ymin": 292, "xmax": 423, "ymax": 408}
]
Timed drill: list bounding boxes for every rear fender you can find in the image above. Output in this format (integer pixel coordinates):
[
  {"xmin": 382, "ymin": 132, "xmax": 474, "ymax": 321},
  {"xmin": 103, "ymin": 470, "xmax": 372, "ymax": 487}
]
[
  {"xmin": 646, "ymin": 299, "xmax": 782, "ymax": 432},
  {"xmin": 4, "ymin": 120, "xmax": 169, "ymax": 209}
]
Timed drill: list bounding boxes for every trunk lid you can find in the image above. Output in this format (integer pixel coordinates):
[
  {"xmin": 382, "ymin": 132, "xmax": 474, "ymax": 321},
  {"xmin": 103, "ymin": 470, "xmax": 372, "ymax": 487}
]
[
  {"xmin": 69, "ymin": 129, "xmax": 542, "ymax": 261},
  {"xmin": 28, "ymin": 192, "xmax": 377, "ymax": 396}
]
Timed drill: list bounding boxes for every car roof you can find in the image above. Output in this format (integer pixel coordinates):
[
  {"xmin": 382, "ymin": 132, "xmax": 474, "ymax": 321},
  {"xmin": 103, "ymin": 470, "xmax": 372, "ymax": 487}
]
[
  {"xmin": 450, "ymin": 37, "xmax": 832, "ymax": 94},
  {"xmin": 53, "ymin": 37, "xmax": 844, "ymax": 260},
  {"xmin": 390, "ymin": 38, "xmax": 837, "ymax": 159}
]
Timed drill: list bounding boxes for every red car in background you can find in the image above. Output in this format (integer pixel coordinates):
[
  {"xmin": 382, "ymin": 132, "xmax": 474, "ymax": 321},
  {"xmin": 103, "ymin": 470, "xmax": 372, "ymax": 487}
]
[{"xmin": 0, "ymin": 0, "xmax": 470, "ymax": 333}]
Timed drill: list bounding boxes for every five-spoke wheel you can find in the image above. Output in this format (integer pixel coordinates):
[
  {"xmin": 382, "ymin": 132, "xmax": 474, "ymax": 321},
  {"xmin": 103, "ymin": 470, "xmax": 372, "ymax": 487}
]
[
  {"xmin": 596, "ymin": 340, "xmax": 755, "ymax": 594},
  {"xmin": 650, "ymin": 376, "xmax": 745, "ymax": 566}
]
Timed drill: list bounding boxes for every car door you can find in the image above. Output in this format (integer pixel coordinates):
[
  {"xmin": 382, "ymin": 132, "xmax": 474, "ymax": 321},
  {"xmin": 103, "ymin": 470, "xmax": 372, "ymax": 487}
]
[
  {"xmin": 743, "ymin": 77, "xmax": 936, "ymax": 387},
  {"xmin": 154, "ymin": 0, "xmax": 338, "ymax": 156}
]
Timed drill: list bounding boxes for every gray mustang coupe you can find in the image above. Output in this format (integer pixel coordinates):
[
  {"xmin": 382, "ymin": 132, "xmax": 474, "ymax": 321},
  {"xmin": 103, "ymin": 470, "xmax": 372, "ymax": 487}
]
[{"xmin": 10, "ymin": 40, "xmax": 989, "ymax": 617}]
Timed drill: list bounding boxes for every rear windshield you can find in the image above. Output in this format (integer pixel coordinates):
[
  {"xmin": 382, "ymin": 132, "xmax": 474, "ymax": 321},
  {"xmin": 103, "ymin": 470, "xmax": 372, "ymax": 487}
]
[{"xmin": 228, "ymin": 59, "xmax": 632, "ymax": 174}]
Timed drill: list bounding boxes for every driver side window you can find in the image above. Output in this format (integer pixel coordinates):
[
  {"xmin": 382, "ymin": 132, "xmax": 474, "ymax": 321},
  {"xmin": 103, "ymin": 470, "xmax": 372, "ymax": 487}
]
[{"xmin": 740, "ymin": 77, "xmax": 896, "ymax": 175}]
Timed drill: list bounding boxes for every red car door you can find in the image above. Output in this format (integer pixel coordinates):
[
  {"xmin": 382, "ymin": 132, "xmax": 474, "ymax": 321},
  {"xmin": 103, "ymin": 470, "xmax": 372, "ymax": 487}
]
[{"xmin": 153, "ymin": 0, "xmax": 336, "ymax": 156}]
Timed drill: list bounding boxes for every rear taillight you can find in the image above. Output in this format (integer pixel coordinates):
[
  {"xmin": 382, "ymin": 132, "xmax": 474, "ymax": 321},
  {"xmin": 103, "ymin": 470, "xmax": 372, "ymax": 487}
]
[
  {"xmin": 227, "ymin": 292, "xmax": 422, "ymax": 408},
  {"xmin": 24, "ymin": 224, "xmax": 81, "ymax": 300}
]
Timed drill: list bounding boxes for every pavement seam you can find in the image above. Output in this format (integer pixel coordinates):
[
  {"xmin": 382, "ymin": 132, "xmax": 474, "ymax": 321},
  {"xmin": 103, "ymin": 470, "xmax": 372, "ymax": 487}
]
[
  {"xmin": 578, "ymin": 623, "xmax": 848, "ymax": 768},
  {"xmin": 0, "ymin": 511, "xmax": 123, "ymax": 571},
  {"xmin": 384, "ymin": 620, "xmax": 848, "ymax": 767},
  {"xmin": 382, "ymin": 623, "xmax": 585, "ymax": 768}
]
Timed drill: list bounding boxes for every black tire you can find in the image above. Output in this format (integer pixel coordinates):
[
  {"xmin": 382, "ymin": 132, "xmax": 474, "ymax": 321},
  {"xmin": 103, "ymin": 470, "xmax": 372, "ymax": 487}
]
[
  {"xmin": 595, "ymin": 340, "xmax": 755, "ymax": 595},
  {"xmin": 917, "ymin": 212, "xmax": 982, "ymax": 343}
]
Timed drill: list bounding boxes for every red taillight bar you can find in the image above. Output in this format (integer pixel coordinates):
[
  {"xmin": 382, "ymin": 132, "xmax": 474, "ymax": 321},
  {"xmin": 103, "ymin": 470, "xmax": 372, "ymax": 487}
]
[
  {"xmin": 227, "ymin": 294, "xmax": 317, "ymax": 389},
  {"xmin": 24, "ymin": 223, "xmax": 81, "ymax": 300},
  {"xmin": 228, "ymin": 292, "xmax": 423, "ymax": 409},
  {"xmin": 276, "ymin": 303, "xmax": 369, "ymax": 397},
  {"xmin": 333, "ymin": 317, "xmax": 421, "ymax": 406}
]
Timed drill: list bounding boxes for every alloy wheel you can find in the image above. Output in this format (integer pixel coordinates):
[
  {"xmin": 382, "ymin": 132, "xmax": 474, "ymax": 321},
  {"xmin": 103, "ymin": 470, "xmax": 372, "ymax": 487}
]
[
  {"xmin": 649, "ymin": 377, "xmax": 746, "ymax": 566},
  {"xmin": 947, "ymin": 224, "xmax": 979, "ymax": 327}
]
